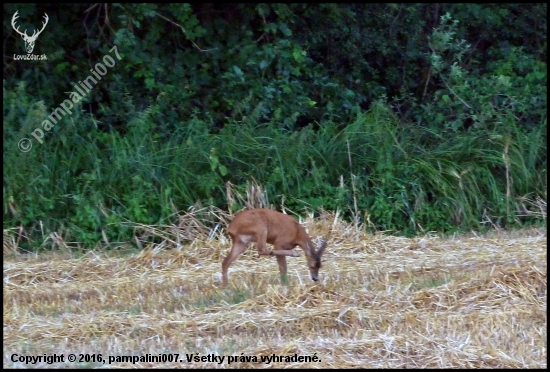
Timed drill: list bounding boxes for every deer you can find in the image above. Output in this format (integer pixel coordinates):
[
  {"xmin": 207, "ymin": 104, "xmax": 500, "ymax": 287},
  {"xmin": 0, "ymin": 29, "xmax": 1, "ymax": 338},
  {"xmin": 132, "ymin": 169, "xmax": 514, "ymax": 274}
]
[{"xmin": 222, "ymin": 208, "xmax": 327, "ymax": 287}]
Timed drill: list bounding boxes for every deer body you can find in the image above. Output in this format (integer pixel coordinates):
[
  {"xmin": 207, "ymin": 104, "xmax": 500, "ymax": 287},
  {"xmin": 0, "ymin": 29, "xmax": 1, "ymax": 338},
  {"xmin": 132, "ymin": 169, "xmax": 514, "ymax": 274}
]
[{"xmin": 222, "ymin": 208, "xmax": 327, "ymax": 287}]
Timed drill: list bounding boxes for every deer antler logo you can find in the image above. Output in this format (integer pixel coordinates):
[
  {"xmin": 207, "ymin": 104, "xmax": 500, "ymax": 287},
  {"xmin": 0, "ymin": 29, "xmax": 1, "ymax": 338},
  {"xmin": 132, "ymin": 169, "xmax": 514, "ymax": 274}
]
[{"xmin": 11, "ymin": 11, "xmax": 49, "ymax": 54}]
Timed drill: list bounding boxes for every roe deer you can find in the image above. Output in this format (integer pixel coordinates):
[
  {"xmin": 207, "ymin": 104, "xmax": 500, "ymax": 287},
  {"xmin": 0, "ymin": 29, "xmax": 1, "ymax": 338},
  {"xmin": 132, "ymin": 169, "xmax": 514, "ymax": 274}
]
[{"xmin": 222, "ymin": 208, "xmax": 327, "ymax": 287}]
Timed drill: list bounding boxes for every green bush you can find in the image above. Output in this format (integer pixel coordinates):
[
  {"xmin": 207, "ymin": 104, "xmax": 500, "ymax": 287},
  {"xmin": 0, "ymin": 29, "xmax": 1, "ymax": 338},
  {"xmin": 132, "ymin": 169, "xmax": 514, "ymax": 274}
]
[{"xmin": 3, "ymin": 4, "xmax": 546, "ymax": 249}]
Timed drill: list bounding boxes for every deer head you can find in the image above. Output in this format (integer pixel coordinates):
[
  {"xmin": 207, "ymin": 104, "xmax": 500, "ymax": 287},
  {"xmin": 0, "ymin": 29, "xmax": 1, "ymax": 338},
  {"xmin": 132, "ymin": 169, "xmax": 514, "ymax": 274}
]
[{"xmin": 306, "ymin": 239, "xmax": 327, "ymax": 281}]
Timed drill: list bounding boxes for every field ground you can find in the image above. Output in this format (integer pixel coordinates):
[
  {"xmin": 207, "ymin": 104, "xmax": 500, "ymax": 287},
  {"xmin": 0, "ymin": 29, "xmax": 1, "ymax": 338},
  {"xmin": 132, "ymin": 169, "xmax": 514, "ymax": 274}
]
[{"xmin": 3, "ymin": 212, "xmax": 547, "ymax": 368}]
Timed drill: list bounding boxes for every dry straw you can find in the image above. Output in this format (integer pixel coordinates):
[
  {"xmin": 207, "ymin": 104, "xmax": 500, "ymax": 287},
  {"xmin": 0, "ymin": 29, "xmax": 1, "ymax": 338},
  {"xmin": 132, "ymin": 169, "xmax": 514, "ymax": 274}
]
[{"xmin": 3, "ymin": 208, "xmax": 547, "ymax": 368}]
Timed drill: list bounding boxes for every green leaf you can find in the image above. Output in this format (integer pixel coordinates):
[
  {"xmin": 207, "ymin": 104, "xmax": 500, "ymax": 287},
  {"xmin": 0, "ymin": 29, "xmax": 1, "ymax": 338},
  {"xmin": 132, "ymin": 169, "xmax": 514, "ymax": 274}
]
[
  {"xmin": 279, "ymin": 23, "xmax": 292, "ymax": 36},
  {"xmin": 145, "ymin": 78, "xmax": 156, "ymax": 90},
  {"xmin": 219, "ymin": 164, "xmax": 228, "ymax": 176},
  {"xmin": 233, "ymin": 66, "xmax": 244, "ymax": 76}
]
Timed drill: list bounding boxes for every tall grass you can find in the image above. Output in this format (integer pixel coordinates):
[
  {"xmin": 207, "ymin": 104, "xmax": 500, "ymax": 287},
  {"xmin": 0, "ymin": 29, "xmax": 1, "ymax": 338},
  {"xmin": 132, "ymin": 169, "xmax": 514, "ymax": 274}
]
[{"xmin": 3, "ymin": 83, "xmax": 546, "ymax": 250}]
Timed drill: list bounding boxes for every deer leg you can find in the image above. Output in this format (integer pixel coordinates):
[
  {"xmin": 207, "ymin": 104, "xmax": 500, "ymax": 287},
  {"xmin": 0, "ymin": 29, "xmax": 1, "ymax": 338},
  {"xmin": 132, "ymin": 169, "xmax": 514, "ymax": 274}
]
[
  {"xmin": 255, "ymin": 228, "xmax": 272, "ymax": 256},
  {"xmin": 276, "ymin": 255, "xmax": 288, "ymax": 284},
  {"xmin": 221, "ymin": 240, "xmax": 248, "ymax": 287},
  {"xmin": 270, "ymin": 250, "xmax": 301, "ymax": 257}
]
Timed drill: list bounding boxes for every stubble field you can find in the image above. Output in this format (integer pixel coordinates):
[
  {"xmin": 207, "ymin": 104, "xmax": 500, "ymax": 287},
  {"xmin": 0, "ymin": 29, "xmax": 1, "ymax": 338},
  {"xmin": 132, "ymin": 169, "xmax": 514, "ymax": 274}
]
[{"xmin": 3, "ymin": 211, "xmax": 547, "ymax": 368}]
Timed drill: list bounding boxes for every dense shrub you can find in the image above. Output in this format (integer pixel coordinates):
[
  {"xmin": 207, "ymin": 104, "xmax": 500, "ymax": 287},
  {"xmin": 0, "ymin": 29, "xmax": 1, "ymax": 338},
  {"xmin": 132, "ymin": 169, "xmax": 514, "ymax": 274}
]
[{"xmin": 3, "ymin": 4, "xmax": 546, "ymax": 249}]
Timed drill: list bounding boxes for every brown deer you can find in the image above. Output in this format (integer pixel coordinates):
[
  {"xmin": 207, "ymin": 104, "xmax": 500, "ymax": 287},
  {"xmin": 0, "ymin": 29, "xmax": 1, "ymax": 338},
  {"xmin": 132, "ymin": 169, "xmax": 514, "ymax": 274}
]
[{"xmin": 222, "ymin": 208, "xmax": 327, "ymax": 287}]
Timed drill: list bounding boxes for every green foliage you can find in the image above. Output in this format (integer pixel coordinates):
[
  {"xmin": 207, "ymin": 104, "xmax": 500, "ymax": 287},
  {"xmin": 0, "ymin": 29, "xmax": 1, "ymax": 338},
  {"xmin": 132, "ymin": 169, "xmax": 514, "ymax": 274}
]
[
  {"xmin": 423, "ymin": 13, "xmax": 547, "ymax": 134},
  {"xmin": 3, "ymin": 4, "xmax": 546, "ymax": 249},
  {"xmin": 4, "ymin": 81, "xmax": 546, "ymax": 247}
]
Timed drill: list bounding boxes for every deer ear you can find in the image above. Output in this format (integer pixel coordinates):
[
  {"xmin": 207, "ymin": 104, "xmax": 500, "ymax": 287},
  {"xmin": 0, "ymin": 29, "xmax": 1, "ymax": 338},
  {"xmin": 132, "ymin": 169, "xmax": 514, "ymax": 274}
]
[{"xmin": 317, "ymin": 239, "xmax": 327, "ymax": 256}]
